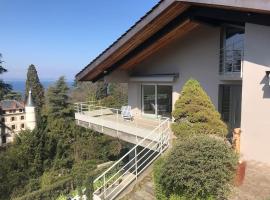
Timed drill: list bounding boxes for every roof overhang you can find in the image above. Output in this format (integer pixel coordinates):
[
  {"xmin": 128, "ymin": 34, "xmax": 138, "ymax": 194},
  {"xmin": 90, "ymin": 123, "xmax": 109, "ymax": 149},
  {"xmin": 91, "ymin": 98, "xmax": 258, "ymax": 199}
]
[
  {"xmin": 177, "ymin": 0, "xmax": 270, "ymax": 14},
  {"xmin": 76, "ymin": 0, "xmax": 270, "ymax": 82}
]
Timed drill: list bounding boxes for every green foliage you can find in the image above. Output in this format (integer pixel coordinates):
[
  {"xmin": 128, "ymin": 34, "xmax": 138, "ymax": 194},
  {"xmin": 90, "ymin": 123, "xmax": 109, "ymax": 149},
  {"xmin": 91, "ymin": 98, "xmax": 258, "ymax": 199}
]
[
  {"xmin": 69, "ymin": 81, "xmax": 97, "ymax": 103},
  {"xmin": 0, "ymin": 53, "xmax": 12, "ymax": 100},
  {"xmin": 45, "ymin": 76, "xmax": 72, "ymax": 120},
  {"xmin": 154, "ymin": 136, "xmax": 238, "ymax": 200},
  {"xmin": 25, "ymin": 64, "xmax": 45, "ymax": 116},
  {"xmin": 3, "ymin": 91, "xmax": 22, "ymax": 101},
  {"xmin": 0, "ymin": 76, "xmax": 128, "ymax": 199},
  {"xmin": 153, "ymin": 157, "xmax": 167, "ymax": 200},
  {"xmin": 13, "ymin": 176, "xmax": 75, "ymax": 200},
  {"xmin": 96, "ymin": 81, "xmax": 108, "ymax": 100},
  {"xmin": 172, "ymin": 79, "xmax": 227, "ymax": 137}
]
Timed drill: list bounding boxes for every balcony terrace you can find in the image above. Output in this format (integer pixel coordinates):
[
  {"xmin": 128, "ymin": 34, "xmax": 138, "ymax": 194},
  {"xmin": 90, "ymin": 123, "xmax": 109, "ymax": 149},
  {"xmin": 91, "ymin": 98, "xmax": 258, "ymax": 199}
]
[
  {"xmin": 74, "ymin": 102, "xmax": 171, "ymax": 199},
  {"xmin": 219, "ymin": 39, "xmax": 244, "ymax": 81},
  {"xmin": 74, "ymin": 102, "xmax": 171, "ymax": 147}
]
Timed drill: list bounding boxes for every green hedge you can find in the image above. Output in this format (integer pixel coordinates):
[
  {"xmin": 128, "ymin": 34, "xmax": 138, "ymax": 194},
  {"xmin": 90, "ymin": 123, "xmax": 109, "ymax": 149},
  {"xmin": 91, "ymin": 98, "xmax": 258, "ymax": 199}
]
[
  {"xmin": 153, "ymin": 136, "xmax": 238, "ymax": 200},
  {"xmin": 12, "ymin": 176, "xmax": 75, "ymax": 200},
  {"xmin": 153, "ymin": 157, "xmax": 167, "ymax": 200},
  {"xmin": 13, "ymin": 160, "xmax": 98, "ymax": 200}
]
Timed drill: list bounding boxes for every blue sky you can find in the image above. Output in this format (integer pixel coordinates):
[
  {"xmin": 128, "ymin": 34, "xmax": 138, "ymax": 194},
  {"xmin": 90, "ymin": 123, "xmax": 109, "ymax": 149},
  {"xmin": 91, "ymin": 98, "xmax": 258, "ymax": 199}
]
[{"xmin": 1, "ymin": 0, "xmax": 158, "ymax": 81}]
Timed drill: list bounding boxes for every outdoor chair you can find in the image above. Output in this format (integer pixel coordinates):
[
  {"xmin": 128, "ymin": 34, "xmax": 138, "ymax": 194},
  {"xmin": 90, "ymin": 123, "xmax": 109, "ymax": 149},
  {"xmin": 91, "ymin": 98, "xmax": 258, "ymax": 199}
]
[{"xmin": 121, "ymin": 106, "xmax": 133, "ymax": 120}]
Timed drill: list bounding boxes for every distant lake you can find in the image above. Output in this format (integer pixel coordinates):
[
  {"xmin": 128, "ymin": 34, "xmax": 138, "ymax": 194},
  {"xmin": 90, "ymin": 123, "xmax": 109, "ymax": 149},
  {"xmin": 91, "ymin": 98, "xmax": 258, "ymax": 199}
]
[{"xmin": 7, "ymin": 80, "xmax": 74, "ymax": 95}]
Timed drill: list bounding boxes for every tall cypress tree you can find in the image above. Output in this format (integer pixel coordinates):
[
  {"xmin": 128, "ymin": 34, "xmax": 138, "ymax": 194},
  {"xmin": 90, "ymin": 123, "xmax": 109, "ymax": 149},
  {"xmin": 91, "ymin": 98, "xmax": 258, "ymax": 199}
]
[
  {"xmin": 25, "ymin": 64, "xmax": 45, "ymax": 116},
  {"xmin": 0, "ymin": 54, "xmax": 12, "ymax": 100}
]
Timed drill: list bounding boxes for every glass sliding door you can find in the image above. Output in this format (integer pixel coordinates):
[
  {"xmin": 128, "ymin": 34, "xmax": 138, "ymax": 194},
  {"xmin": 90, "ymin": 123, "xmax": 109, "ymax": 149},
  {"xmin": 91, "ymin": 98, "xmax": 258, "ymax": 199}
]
[
  {"xmin": 219, "ymin": 84, "xmax": 242, "ymax": 130},
  {"xmin": 157, "ymin": 85, "xmax": 172, "ymax": 117},
  {"xmin": 142, "ymin": 84, "xmax": 172, "ymax": 118},
  {"xmin": 142, "ymin": 85, "xmax": 156, "ymax": 115}
]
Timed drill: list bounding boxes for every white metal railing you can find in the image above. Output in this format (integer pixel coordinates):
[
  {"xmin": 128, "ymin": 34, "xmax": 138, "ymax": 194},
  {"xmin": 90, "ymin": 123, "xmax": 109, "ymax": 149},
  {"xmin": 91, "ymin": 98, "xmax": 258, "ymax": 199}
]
[
  {"xmin": 219, "ymin": 40, "xmax": 244, "ymax": 76},
  {"xmin": 93, "ymin": 117, "xmax": 170, "ymax": 200},
  {"xmin": 74, "ymin": 102, "xmax": 164, "ymax": 131},
  {"xmin": 74, "ymin": 101, "xmax": 171, "ymax": 200}
]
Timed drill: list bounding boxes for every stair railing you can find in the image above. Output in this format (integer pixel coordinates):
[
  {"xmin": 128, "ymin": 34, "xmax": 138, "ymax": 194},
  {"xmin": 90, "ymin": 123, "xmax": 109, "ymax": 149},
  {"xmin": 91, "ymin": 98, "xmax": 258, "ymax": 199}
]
[{"xmin": 93, "ymin": 117, "xmax": 171, "ymax": 200}]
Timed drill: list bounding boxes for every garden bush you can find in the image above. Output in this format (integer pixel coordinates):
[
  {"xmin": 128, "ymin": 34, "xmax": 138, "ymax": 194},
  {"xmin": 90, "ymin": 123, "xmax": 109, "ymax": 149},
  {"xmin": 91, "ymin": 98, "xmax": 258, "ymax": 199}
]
[
  {"xmin": 13, "ymin": 176, "xmax": 75, "ymax": 200},
  {"xmin": 153, "ymin": 135, "xmax": 238, "ymax": 200},
  {"xmin": 172, "ymin": 79, "xmax": 227, "ymax": 137}
]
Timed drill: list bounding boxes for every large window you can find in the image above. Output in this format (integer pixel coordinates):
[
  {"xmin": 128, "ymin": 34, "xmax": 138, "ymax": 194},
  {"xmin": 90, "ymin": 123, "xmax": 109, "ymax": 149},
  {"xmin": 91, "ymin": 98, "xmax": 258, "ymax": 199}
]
[
  {"xmin": 220, "ymin": 25, "xmax": 245, "ymax": 74},
  {"xmin": 142, "ymin": 84, "xmax": 172, "ymax": 118}
]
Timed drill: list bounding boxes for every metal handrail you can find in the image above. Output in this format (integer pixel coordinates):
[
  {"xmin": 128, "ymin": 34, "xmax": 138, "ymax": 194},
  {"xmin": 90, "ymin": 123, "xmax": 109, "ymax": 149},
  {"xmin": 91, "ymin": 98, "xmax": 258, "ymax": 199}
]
[
  {"xmin": 74, "ymin": 101, "xmax": 171, "ymax": 200},
  {"xmin": 75, "ymin": 102, "xmax": 165, "ymax": 129},
  {"xmin": 95, "ymin": 129, "xmax": 169, "ymax": 199},
  {"xmin": 219, "ymin": 40, "xmax": 244, "ymax": 75},
  {"xmin": 94, "ymin": 118, "xmax": 169, "ymax": 181}
]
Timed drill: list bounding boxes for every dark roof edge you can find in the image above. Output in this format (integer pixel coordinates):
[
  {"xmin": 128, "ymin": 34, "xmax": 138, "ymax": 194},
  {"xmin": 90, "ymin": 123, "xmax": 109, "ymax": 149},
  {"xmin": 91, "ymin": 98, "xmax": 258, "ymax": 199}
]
[
  {"xmin": 177, "ymin": 0, "xmax": 270, "ymax": 13},
  {"xmin": 76, "ymin": 0, "xmax": 270, "ymax": 81}
]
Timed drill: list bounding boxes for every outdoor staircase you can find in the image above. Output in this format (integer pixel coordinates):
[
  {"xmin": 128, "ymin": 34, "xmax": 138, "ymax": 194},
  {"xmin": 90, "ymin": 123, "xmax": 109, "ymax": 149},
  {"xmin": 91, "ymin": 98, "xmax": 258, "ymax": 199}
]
[
  {"xmin": 92, "ymin": 117, "xmax": 171, "ymax": 200},
  {"xmin": 119, "ymin": 172, "xmax": 155, "ymax": 200},
  {"xmin": 74, "ymin": 102, "xmax": 171, "ymax": 200}
]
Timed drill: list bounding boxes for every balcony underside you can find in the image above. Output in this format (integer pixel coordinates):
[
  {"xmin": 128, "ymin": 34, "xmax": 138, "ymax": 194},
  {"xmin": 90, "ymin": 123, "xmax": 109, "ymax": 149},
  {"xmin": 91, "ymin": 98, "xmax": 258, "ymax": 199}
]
[
  {"xmin": 75, "ymin": 110, "xmax": 164, "ymax": 147},
  {"xmin": 219, "ymin": 72, "xmax": 242, "ymax": 81}
]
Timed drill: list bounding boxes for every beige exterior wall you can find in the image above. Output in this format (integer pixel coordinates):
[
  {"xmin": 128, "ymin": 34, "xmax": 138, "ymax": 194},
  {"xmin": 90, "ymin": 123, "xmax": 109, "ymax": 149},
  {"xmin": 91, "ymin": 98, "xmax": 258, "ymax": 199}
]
[
  {"xmin": 102, "ymin": 22, "xmax": 270, "ymax": 164},
  {"xmin": 2, "ymin": 109, "xmax": 26, "ymax": 143},
  {"xmin": 241, "ymin": 23, "xmax": 270, "ymax": 163},
  {"xmin": 128, "ymin": 25, "xmax": 221, "ymax": 113}
]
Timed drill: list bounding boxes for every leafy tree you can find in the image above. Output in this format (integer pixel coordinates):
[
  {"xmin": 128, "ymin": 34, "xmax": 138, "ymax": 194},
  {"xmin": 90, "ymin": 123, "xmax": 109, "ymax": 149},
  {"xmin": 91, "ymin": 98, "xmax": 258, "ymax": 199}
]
[
  {"xmin": 46, "ymin": 76, "xmax": 72, "ymax": 120},
  {"xmin": 100, "ymin": 83, "xmax": 128, "ymax": 108},
  {"xmin": 95, "ymin": 81, "xmax": 108, "ymax": 100},
  {"xmin": 3, "ymin": 91, "xmax": 22, "ymax": 101},
  {"xmin": 69, "ymin": 81, "xmax": 97, "ymax": 103},
  {"xmin": 45, "ymin": 77, "xmax": 80, "ymax": 169},
  {"xmin": 0, "ymin": 54, "xmax": 12, "ymax": 100},
  {"xmin": 0, "ymin": 76, "xmax": 128, "ymax": 199},
  {"xmin": 155, "ymin": 135, "xmax": 238, "ymax": 200},
  {"xmin": 25, "ymin": 64, "xmax": 45, "ymax": 116},
  {"xmin": 172, "ymin": 79, "xmax": 227, "ymax": 137}
]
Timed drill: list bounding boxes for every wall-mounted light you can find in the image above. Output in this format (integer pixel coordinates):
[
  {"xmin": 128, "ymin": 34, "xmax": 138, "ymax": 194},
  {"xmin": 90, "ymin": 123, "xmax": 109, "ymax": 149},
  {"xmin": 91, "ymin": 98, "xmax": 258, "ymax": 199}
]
[{"xmin": 266, "ymin": 71, "xmax": 270, "ymax": 86}]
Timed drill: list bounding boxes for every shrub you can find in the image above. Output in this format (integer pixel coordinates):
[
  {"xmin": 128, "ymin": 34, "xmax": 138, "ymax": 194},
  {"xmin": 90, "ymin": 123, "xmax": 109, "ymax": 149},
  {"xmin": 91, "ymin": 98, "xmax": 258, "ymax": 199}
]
[
  {"xmin": 154, "ymin": 135, "xmax": 238, "ymax": 200},
  {"xmin": 172, "ymin": 79, "xmax": 227, "ymax": 137},
  {"xmin": 13, "ymin": 176, "xmax": 75, "ymax": 200},
  {"xmin": 153, "ymin": 157, "xmax": 167, "ymax": 200}
]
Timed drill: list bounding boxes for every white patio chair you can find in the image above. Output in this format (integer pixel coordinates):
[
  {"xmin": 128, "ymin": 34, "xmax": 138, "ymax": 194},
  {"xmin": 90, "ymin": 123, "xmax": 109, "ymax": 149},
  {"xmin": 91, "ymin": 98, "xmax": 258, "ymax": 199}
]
[{"xmin": 121, "ymin": 106, "xmax": 133, "ymax": 120}]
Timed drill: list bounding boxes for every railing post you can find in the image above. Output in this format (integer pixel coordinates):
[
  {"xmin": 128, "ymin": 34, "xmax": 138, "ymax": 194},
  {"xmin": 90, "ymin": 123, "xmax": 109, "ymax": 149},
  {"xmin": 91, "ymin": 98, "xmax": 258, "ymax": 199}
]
[
  {"xmin": 101, "ymin": 108, "xmax": 104, "ymax": 133},
  {"xmin": 80, "ymin": 103, "xmax": 83, "ymax": 113},
  {"xmin": 135, "ymin": 147, "xmax": 138, "ymax": 181},
  {"xmin": 116, "ymin": 110, "xmax": 119, "ymax": 138},
  {"xmin": 224, "ymin": 46, "xmax": 227, "ymax": 73},
  {"xmin": 240, "ymin": 49, "xmax": 243, "ymax": 78},
  {"xmin": 160, "ymin": 131, "xmax": 163, "ymax": 153},
  {"xmin": 103, "ymin": 175, "xmax": 106, "ymax": 199},
  {"xmin": 167, "ymin": 120, "xmax": 170, "ymax": 146}
]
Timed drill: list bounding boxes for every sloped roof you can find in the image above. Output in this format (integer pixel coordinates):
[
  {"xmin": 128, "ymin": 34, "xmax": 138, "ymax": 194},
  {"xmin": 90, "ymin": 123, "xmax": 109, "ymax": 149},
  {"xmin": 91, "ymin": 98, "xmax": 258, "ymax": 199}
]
[
  {"xmin": 0, "ymin": 100, "xmax": 24, "ymax": 111},
  {"xmin": 76, "ymin": 0, "xmax": 270, "ymax": 82}
]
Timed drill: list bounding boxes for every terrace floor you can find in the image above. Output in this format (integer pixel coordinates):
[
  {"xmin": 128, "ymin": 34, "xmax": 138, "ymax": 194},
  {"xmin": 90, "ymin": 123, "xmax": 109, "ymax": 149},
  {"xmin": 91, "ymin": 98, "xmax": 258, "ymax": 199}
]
[{"xmin": 75, "ymin": 109, "xmax": 169, "ymax": 145}]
